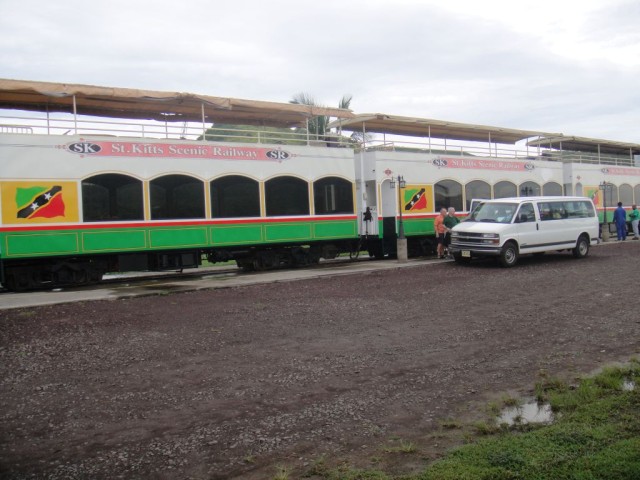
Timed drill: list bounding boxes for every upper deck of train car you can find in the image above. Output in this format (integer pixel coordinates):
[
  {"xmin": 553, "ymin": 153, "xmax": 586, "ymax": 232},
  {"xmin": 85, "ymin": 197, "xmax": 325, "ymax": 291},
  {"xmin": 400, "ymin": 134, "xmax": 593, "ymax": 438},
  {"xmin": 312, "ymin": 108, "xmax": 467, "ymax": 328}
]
[
  {"xmin": 0, "ymin": 78, "xmax": 355, "ymax": 147},
  {"xmin": 330, "ymin": 113, "xmax": 640, "ymax": 167},
  {"xmin": 2, "ymin": 78, "xmax": 640, "ymax": 167}
]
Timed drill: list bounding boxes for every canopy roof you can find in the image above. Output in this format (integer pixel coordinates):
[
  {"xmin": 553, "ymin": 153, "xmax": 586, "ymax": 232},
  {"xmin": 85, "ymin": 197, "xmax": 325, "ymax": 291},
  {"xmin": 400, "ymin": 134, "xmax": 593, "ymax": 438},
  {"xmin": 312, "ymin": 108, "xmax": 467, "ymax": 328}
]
[
  {"xmin": 527, "ymin": 135, "xmax": 640, "ymax": 156},
  {"xmin": 0, "ymin": 79, "xmax": 354, "ymax": 128},
  {"xmin": 329, "ymin": 113, "xmax": 558, "ymax": 144}
]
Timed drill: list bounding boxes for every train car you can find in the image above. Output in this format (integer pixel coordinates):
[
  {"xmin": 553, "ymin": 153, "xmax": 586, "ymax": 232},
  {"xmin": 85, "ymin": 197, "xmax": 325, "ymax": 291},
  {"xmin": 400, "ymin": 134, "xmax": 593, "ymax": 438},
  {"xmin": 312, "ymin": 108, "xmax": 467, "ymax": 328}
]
[
  {"xmin": 0, "ymin": 80, "xmax": 357, "ymax": 290},
  {"xmin": 333, "ymin": 115, "xmax": 640, "ymax": 257},
  {"xmin": 2, "ymin": 80, "xmax": 640, "ymax": 290}
]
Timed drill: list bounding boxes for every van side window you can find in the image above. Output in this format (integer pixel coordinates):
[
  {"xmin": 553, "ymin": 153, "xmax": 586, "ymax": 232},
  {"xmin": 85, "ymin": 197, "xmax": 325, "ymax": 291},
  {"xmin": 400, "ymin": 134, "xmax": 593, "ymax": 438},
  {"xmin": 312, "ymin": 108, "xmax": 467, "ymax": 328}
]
[
  {"xmin": 581, "ymin": 200, "xmax": 596, "ymax": 217},
  {"xmin": 565, "ymin": 201, "xmax": 589, "ymax": 218},
  {"xmin": 559, "ymin": 200, "xmax": 595, "ymax": 219},
  {"xmin": 538, "ymin": 202, "xmax": 552, "ymax": 221},
  {"xmin": 549, "ymin": 201, "xmax": 567, "ymax": 219},
  {"xmin": 517, "ymin": 203, "xmax": 535, "ymax": 222}
]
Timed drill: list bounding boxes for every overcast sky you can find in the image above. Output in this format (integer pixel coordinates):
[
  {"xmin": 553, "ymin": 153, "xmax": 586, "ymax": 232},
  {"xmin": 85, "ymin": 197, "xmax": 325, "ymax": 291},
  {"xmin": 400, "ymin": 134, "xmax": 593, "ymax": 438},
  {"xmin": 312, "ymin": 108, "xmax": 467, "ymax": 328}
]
[{"xmin": 1, "ymin": 0, "xmax": 639, "ymax": 142}]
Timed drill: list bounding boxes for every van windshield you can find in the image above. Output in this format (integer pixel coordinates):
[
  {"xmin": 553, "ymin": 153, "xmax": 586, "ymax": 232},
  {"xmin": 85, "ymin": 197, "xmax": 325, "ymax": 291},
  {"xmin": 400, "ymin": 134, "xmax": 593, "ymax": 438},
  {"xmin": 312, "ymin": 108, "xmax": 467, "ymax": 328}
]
[{"xmin": 467, "ymin": 202, "xmax": 518, "ymax": 224}]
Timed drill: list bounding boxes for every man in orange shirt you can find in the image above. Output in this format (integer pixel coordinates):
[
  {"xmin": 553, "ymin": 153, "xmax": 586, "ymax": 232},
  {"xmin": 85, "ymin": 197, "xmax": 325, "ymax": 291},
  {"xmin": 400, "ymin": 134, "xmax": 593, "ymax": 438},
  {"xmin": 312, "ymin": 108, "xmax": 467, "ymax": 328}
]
[{"xmin": 434, "ymin": 207, "xmax": 447, "ymax": 258}]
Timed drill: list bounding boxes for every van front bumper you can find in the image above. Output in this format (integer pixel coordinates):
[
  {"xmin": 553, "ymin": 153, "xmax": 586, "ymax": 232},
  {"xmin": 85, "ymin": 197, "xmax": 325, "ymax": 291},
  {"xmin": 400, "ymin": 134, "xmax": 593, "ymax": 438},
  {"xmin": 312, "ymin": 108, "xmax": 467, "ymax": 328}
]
[{"xmin": 449, "ymin": 243, "xmax": 502, "ymax": 257}]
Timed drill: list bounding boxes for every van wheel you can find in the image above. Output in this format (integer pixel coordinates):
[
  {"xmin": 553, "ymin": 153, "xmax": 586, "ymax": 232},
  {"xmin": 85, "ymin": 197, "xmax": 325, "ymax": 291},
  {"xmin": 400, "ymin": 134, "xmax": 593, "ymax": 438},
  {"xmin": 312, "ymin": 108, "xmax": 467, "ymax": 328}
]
[
  {"xmin": 573, "ymin": 235, "xmax": 590, "ymax": 258},
  {"xmin": 499, "ymin": 241, "xmax": 518, "ymax": 267}
]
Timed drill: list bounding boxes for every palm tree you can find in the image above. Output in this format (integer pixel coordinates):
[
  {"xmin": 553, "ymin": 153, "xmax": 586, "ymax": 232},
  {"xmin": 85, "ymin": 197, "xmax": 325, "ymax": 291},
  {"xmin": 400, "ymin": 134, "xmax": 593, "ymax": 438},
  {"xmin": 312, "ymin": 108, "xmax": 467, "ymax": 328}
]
[{"xmin": 290, "ymin": 93, "xmax": 353, "ymax": 139}]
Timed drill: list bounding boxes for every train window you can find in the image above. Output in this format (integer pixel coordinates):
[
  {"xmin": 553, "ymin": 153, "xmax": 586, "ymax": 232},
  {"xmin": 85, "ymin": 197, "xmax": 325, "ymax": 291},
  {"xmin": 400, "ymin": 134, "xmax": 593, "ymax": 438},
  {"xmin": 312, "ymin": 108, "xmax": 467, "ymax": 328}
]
[
  {"xmin": 465, "ymin": 180, "xmax": 491, "ymax": 210},
  {"xmin": 543, "ymin": 182, "xmax": 563, "ymax": 196},
  {"xmin": 635, "ymin": 185, "xmax": 640, "ymax": 204},
  {"xmin": 210, "ymin": 175, "xmax": 260, "ymax": 218},
  {"xmin": 434, "ymin": 180, "xmax": 462, "ymax": 212},
  {"xmin": 265, "ymin": 176, "xmax": 310, "ymax": 216},
  {"xmin": 519, "ymin": 181, "xmax": 540, "ymax": 197},
  {"xmin": 150, "ymin": 175, "xmax": 205, "ymax": 220},
  {"xmin": 494, "ymin": 181, "xmax": 517, "ymax": 199},
  {"xmin": 313, "ymin": 177, "xmax": 354, "ymax": 215},
  {"xmin": 82, "ymin": 174, "xmax": 143, "ymax": 222},
  {"xmin": 619, "ymin": 184, "xmax": 633, "ymax": 206}
]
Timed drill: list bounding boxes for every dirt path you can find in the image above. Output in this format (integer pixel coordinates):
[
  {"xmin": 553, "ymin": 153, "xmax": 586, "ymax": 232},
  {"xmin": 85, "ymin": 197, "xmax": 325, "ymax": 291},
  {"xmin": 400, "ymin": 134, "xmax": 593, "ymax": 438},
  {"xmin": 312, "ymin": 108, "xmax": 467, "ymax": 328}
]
[{"xmin": 1, "ymin": 242, "xmax": 639, "ymax": 479}]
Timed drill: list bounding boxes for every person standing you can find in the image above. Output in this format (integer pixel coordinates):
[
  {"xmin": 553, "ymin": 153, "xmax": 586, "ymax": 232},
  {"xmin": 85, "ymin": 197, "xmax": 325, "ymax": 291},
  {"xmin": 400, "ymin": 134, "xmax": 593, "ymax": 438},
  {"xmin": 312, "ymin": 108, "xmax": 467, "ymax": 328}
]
[
  {"xmin": 434, "ymin": 208, "xmax": 447, "ymax": 258},
  {"xmin": 629, "ymin": 204, "xmax": 640, "ymax": 240},
  {"xmin": 613, "ymin": 202, "xmax": 627, "ymax": 241},
  {"xmin": 443, "ymin": 207, "xmax": 460, "ymax": 258}
]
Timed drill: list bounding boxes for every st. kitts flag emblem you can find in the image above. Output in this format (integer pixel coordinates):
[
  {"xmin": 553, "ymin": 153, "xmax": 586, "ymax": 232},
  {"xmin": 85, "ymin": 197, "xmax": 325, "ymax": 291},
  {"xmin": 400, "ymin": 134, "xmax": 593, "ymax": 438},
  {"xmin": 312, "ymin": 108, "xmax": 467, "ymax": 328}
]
[
  {"xmin": 404, "ymin": 187, "xmax": 427, "ymax": 211},
  {"xmin": 16, "ymin": 185, "xmax": 65, "ymax": 219}
]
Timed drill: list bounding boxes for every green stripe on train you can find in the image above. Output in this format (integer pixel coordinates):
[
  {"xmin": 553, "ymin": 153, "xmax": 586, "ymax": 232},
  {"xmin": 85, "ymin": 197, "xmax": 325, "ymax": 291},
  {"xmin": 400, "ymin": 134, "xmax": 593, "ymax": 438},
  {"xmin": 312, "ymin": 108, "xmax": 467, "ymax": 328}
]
[{"xmin": 0, "ymin": 220, "xmax": 358, "ymax": 258}]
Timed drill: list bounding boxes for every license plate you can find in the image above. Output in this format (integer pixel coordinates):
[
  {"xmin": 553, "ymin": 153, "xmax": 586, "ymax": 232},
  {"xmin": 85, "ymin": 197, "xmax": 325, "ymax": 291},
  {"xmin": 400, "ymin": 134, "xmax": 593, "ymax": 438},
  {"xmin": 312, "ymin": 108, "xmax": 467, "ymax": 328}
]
[{"xmin": 462, "ymin": 250, "xmax": 471, "ymax": 258}]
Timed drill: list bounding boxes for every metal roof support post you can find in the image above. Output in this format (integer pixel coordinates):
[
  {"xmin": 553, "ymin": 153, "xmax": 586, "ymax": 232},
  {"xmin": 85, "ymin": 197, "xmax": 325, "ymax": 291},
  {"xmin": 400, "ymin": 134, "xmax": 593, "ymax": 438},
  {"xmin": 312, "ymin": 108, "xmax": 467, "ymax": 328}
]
[
  {"xmin": 488, "ymin": 132, "xmax": 492, "ymax": 157},
  {"xmin": 201, "ymin": 103, "xmax": 206, "ymax": 141},
  {"xmin": 428, "ymin": 125, "xmax": 431, "ymax": 153},
  {"xmin": 359, "ymin": 122, "xmax": 367, "ymax": 227},
  {"xmin": 306, "ymin": 118, "xmax": 310, "ymax": 145},
  {"xmin": 46, "ymin": 107, "xmax": 50, "ymax": 135},
  {"xmin": 72, "ymin": 95, "xmax": 78, "ymax": 134}
]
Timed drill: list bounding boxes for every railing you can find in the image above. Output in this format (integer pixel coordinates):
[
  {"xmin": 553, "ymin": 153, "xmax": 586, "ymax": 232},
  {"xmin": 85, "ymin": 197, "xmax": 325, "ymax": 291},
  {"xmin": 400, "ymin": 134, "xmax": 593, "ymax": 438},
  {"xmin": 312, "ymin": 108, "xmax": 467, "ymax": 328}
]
[
  {"xmin": 0, "ymin": 124, "xmax": 33, "ymax": 134},
  {"xmin": 1, "ymin": 111, "xmax": 637, "ymax": 167},
  {"xmin": 0, "ymin": 112, "xmax": 355, "ymax": 148},
  {"xmin": 361, "ymin": 138, "xmax": 637, "ymax": 167}
]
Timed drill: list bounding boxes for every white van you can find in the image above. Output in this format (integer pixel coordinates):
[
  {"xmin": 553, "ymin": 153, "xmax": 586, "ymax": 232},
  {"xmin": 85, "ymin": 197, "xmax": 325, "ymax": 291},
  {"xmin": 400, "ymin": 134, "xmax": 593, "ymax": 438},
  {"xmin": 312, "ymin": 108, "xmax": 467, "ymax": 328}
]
[{"xmin": 449, "ymin": 196, "xmax": 599, "ymax": 267}]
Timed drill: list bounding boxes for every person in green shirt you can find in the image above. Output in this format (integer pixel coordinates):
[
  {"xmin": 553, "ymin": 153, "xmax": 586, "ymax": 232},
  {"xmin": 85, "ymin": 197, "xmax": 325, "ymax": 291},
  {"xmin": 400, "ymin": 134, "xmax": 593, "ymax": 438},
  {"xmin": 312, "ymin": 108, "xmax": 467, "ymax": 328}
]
[
  {"xmin": 630, "ymin": 204, "xmax": 640, "ymax": 240},
  {"xmin": 443, "ymin": 207, "xmax": 460, "ymax": 258}
]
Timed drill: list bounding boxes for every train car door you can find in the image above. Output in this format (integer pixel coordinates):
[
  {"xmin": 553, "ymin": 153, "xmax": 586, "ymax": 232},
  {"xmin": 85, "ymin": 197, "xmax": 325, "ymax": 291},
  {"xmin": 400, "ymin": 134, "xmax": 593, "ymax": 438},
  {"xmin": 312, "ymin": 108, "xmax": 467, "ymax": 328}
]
[
  {"xmin": 359, "ymin": 180, "xmax": 380, "ymax": 237},
  {"xmin": 379, "ymin": 179, "xmax": 398, "ymax": 254}
]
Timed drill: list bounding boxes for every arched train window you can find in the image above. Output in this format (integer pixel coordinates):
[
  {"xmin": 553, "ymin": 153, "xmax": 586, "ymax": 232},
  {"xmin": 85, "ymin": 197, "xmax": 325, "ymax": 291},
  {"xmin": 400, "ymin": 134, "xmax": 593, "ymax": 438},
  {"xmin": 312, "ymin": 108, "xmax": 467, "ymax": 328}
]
[
  {"xmin": 210, "ymin": 175, "xmax": 260, "ymax": 218},
  {"xmin": 82, "ymin": 173, "xmax": 143, "ymax": 222},
  {"xmin": 265, "ymin": 176, "xmax": 310, "ymax": 216},
  {"xmin": 543, "ymin": 182, "xmax": 563, "ymax": 196},
  {"xmin": 150, "ymin": 174, "xmax": 205, "ymax": 220},
  {"xmin": 434, "ymin": 180, "xmax": 462, "ymax": 211},
  {"xmin": 619, "ymin": 184, "xmax": 633, "ymax": 206},
  {"xmin": 494, "ymin": 181, "xmax": 517, "ymax": 199},
  {"xmin": 464, "ymin": 180, "xmax": 491, "ymax": 211},
  {"xmin": 519, "ymin": 181, "xmax": 541, "ymax": 197},
  {"xmin": 313, "ymin": 177, "xmax": 354, "ymax": 215}
]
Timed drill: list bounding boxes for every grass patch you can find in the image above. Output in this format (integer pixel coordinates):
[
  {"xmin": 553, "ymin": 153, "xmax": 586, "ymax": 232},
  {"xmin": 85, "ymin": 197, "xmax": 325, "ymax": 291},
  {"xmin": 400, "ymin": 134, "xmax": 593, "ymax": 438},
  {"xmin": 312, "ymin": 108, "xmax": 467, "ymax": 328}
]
[
  {"xmin": 418, "ymin": 361, "xmax": 640, "ymax": 479},
  {"xmin": 382, "ymin": 439, "xmax": 418, "ymax": 454},
  {"xmin": 306, "ymin": 361, "xmax": 640, "ymax": 479}
]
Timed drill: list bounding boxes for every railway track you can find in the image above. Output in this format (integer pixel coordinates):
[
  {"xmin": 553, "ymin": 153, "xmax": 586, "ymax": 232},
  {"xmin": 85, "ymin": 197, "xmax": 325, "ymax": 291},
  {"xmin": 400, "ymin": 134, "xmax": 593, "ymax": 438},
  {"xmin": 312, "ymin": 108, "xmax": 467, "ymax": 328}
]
[{"xmin": 1, "ymin": 255, "xmax": 419, "ymax": 310}]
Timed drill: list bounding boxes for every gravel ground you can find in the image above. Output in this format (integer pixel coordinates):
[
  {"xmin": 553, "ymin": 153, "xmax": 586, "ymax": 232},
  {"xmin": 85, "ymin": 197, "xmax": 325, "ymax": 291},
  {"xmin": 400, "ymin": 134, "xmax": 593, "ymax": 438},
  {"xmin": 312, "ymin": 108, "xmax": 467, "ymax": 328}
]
[{"xmin": 1, "ymin": 241, "xmax": 639, "ymax": 479}]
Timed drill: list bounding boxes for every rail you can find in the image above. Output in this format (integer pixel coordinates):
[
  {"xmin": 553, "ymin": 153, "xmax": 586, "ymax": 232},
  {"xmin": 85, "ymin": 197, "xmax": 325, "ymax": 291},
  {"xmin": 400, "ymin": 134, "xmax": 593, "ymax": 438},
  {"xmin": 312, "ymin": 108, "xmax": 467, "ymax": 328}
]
[
  {"xmin": 362, "ymin": 138, "xmax": 637, "ymax": 167},
  {"xmin": 0, "ymin": 112, "xmax": 356, "ymax": 148},
  {"xmin": 0, "ymin": 112, "xmax": 637, "ymax": 166}
]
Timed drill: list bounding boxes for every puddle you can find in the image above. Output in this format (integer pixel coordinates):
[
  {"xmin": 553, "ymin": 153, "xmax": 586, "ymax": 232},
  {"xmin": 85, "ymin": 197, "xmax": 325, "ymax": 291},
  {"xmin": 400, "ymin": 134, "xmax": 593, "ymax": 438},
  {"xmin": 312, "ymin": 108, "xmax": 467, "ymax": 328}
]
[
  {"xmin": 498, "ymin": 399, "xmax": 553, "ymax": 426},
  {"xmin": 622, "ymin": 379, "xmax": 636, "ymax": 391}
]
